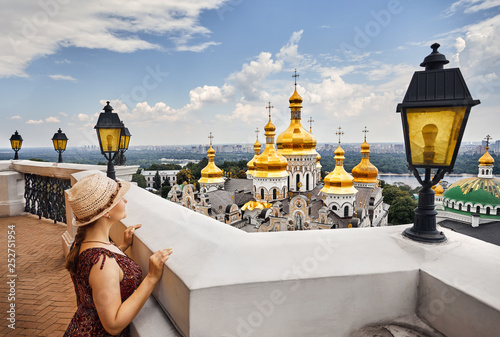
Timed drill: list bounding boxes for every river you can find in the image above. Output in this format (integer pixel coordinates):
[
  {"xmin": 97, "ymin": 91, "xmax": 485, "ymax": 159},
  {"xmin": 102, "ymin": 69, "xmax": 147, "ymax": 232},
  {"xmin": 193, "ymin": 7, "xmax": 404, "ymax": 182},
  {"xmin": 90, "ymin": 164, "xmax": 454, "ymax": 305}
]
[{"xmin": 378, "ymin": 174, "xmax": 476, "ymax": 189}]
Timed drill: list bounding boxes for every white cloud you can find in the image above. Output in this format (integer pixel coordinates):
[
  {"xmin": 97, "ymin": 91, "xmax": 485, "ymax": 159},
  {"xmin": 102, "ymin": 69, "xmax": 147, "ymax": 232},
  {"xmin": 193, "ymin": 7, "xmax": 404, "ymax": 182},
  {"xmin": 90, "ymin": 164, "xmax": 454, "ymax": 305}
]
[
  {"xmin": 0, "ymin": 1, "xmax": 226, "ymax": 77},
  {"xmin": 77, "ymin": 113, "xmax": 91, "ymax": 121},
  {"xmin": 176, "ymin": 41, "xmax": 221, "ymax": 52},
  {"xmin": 26, "ymin": 119, "xmax": 43, "ymax": 124},
  {"xmin": 445, "ymin": 0, "xmax": 500, "ymax": 16},
  {"xmin": 59, "ymin": 112, "xmax": 68, "ymax": 117},
  {"xmin": 187, "ymin": 84, "xmax": 235, "ymax": 109},
  {"xmin": 229, "ymin": 52, "xmax": 283, "ymax": 101},
  {"xmin": 45, "ymin": 116, "xmax": 60, "ymax": 123},
  {"xmin": 9, "ymin": 115, "xmax": 21, "ymax": 120},
  {"xmin": 49, "ymin": 74, "xmax": 77, "ymax": 82}
]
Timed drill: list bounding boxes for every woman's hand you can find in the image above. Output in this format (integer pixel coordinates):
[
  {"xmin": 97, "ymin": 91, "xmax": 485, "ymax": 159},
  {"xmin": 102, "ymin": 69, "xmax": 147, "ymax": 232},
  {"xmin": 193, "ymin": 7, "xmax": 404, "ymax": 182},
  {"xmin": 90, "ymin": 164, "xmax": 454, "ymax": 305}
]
[
  {"xmin": 147, "ymin": 248, "xmax": 173, "ymax": 283},
  {"xmin": 119, "ymin": 224, "xmax": 142, "ymax": 251}
]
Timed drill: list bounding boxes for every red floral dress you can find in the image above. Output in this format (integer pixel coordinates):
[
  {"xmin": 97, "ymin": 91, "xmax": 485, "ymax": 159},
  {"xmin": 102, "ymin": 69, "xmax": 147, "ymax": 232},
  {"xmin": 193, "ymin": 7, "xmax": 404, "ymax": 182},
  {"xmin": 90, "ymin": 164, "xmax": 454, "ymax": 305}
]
[{"xmin": 64, "ymin": 247, "xmax": 142, "ymax": 337}]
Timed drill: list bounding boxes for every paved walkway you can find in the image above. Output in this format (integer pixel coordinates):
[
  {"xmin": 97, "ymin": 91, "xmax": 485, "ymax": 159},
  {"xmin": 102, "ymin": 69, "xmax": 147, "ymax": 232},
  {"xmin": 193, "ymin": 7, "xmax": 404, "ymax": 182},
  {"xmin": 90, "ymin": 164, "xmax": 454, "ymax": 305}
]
[{"xmin": 0, "ymin": 215, "xmax": 76, "ymax": 336}]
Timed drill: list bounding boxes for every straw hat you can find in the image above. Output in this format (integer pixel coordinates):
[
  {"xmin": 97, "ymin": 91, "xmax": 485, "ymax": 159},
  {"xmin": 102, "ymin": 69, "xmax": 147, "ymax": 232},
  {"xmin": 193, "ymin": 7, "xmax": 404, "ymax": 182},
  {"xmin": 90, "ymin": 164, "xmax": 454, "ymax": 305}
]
[{"xmin": 68, "ymin": 173, "xmax": 130, "ymax": 227}]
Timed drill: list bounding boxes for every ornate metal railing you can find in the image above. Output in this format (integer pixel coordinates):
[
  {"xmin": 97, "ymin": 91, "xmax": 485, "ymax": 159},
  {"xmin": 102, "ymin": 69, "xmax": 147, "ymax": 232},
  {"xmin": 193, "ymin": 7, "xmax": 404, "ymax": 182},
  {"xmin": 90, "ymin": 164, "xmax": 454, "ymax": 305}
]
[{"xmin": 24, "ymin": 174, "xmax": 71, "ymax": 224}]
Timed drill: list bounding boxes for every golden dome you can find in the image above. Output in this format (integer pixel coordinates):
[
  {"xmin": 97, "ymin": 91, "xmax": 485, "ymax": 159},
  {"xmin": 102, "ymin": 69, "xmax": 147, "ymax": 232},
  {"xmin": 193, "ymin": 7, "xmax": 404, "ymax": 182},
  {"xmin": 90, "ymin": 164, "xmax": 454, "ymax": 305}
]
[
  {"xmin": 316, "ymin": 152, "xmax": 322, "ymax": 169},
  {"xmin": 479, "ymin": 147, "xmax": 494, "ymax": 166},
  {"xmin": 246, "ymin": 136, "xmax": 261, "ymax": 175},
  {"xmin": 241, "ymin": 200, "xmax": 273, "ymax": 211},
  {"xmin": 289, "ymin": 86, "xmax": 303, "ymax": 109},
  {"xmin": 352, "ymin": 140, "xmax": 378, "ymax": 183},
  {"xmin": 199, "ymin": 143, "xmax": 224, "ymax": 184},
  {"xmin": 432, "ymin": 182, "xmax": 444, "ymax": 196},
  {"xmin": 276, "ymin": 85, "xmax": 318, "ymax": 156},
  {"xmin": 321, "ymin": 144, "xmax": 357, "ymax": 195},
  {"xmin": 254, "ymin": 113, "xmax": 288, "ymax": 178}
]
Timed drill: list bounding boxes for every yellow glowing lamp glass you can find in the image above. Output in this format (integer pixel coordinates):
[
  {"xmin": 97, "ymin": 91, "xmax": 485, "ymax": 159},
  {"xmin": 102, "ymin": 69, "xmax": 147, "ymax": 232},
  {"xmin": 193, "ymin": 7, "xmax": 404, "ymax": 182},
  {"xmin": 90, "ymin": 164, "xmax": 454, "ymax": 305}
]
[
  {"xmin": 10, "ymin": 139, "xmax": 22, "ymax": 150},
  {"xmin": 52, "ymin": 139, "xmax": 67, "ymax": 151},
  {"xmin": 98, "ymin": 128, "xmax": 121, "ymax": 153},
  {"xmin": 120, "ymin": 134, "xmax": 130, "ymax": 150},
  {"xmin": 406, "ymin": 106, "xmax": 466, "ymax": 167}
]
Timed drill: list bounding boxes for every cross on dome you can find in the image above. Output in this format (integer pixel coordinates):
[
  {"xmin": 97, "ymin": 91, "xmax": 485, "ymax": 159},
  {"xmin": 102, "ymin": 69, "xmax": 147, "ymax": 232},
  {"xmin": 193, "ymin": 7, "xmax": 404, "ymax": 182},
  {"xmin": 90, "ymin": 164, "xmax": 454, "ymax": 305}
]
[
  {"xmin": 362, "ymin": 126, "xmax": 369, "ymax": 141},
  {"xmin": 308, "ymin": 117, "xmax": 314, "ymax": 133},
  {"xmin": 255, "ymin": 127, "xmax": 259, "ymax": 141},
  {"xmin": 208, "ymin": 132, "xmax": 214, "ymax": 146},
  {"xmin": 266, "ymin": 101, "xmax": 274, "ymax": 119},
  {"xmin": 292, "ymin": 69, "xmax": 299, "ymax": 86},
  {"xmin": 485, "ymin": 134, "xmax": 492, "ymax": 150},
  {"xmin": 336, "ymin": 127, "xmax": 344, "ymax": 144}
]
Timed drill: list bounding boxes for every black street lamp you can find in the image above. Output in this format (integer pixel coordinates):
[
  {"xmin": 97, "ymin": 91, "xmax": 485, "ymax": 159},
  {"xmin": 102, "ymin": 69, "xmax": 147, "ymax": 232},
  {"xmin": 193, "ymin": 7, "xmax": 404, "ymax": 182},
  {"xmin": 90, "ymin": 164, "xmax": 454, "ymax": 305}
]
[
  {"xmin": 52, "ymin": 128, "xmax": 68, "ymax": 163},
  {"xmin": 94, "ymin": 101, "xmax": 123, "ymax": 180},
  {"xmin": 119, "ymin": 121, "xmax": 131, "ymax": 165},
  {"xmin": 10, "ymin": 130, "xmax": 23, "ymax": 160},
  {"xmin": 397, "ymin": 43, "xmax": 480, "ymax": 243}
]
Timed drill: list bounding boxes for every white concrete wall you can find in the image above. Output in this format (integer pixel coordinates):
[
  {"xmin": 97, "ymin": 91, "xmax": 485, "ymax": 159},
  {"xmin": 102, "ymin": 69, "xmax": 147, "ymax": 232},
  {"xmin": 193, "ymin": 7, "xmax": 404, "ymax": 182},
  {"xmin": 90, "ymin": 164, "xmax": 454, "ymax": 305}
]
[{"xmin": 69, "ymin": 170, "xmax": 500, "ymax": 337}]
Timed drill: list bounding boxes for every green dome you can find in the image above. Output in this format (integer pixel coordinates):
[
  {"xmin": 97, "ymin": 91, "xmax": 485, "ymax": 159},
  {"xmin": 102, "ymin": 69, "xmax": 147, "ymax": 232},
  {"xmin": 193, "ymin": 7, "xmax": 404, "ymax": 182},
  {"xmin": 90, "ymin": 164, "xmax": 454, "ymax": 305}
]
[{"xmin": 443, "ymin": 177, "xmax": 500, "ymax": 206}]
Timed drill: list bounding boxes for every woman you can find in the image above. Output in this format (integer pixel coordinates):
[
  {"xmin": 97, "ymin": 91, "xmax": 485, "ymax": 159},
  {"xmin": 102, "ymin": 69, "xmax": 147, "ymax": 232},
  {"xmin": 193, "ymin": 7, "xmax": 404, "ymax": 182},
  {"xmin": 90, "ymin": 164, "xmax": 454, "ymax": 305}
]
[{"xmin": 64, "ymin": 173, "xmax": 172, "ymax": 336}]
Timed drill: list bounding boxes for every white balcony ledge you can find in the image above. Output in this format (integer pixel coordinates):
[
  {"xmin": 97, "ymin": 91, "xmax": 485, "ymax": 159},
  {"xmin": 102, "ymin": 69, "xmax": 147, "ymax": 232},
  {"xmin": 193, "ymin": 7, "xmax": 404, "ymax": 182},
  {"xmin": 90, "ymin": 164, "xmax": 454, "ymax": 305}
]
[{"xmin": 70, "ymin": 167, "xmax": 500, "ymax": 337}]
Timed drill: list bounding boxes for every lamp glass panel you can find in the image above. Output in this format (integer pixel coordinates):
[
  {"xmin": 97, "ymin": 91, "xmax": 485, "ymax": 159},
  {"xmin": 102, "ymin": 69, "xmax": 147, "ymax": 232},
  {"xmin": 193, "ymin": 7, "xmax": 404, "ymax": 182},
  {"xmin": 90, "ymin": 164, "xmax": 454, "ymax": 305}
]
[
  {"xmin": 10, "ymin": 140, "xmax": 22, "ymax": 150},
  {"xmin": 53, "ymin": 139, "xmax": 67, "ymax": 151},
  {"xmin": 98, "ymin": 128, "xmax": 121, "ymax": 153},
  {"xmin": 119, "ymin": 135, "xmax": 130, "ymax": 150},
  {"xmin": 124, "ymin": 135, "xmax": 130, "ymax": 149},
  {"xmin": 406, "ymin": 107, "xmax": 466, "ymax": 167}
]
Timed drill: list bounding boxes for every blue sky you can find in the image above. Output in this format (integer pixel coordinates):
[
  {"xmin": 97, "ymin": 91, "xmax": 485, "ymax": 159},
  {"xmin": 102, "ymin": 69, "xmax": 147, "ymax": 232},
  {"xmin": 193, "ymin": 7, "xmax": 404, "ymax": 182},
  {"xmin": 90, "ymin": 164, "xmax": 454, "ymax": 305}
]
[{"xmin": 1, "ymin": 0, "xmax": 499, "ymax": 148}]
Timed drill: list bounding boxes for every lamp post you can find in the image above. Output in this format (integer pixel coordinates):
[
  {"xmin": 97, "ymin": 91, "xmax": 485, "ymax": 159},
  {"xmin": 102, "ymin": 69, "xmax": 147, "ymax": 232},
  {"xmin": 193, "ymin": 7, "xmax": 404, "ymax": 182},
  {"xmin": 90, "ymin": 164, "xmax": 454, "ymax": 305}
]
[
  {"xmin": 119, "ymin": 121, "xmax": 131, "ymax": 165},
  {"xmin": 94, "ymin": 101, "xmax": 123, "ymax": 180},
  {"xmin": 397, "ymin": 43, "xmax": 480, "ymax": 243},
  {"xmin": 10, "ymin": 130, "xmax": 23, "ymax": 160},
  {"xmin": 52, "ymin": 128, "xmax": 68, "ymax": 163}
]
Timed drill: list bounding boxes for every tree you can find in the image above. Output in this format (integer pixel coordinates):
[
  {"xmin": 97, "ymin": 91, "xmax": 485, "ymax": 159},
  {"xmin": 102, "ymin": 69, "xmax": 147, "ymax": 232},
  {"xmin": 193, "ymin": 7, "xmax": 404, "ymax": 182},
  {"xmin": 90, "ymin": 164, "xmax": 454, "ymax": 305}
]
[
  {"xmin": 153, "ymin": 171, "xmax": 162, "ymax": 190},
  {"xmin": 161, "ymin": 185, "xmax": 171, "ymax": 198},
  {"xmin": 176, "ymin": 168, "xmax": 192, "ymax": 185},
  {"xmin": 382, "ymin": 185, "xmax": 409, "ymax": 205},
  {"xmin": 388, "ymin": 196, "xmax": 417, "ymax": 225},
  {"xmin": 132, "ymin": 173, "xmax": 147, "ymax": 188},
  {"xmin": 236, "ymin": 170, "xmax": 247, "ymax": 179}
]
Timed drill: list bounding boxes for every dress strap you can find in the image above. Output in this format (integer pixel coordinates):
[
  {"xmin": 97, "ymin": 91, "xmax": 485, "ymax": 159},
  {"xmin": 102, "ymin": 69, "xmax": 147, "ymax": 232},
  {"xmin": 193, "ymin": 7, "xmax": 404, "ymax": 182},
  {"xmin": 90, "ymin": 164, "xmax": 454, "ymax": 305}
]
[{"xmin": 100, "ymin": 254, "xmax": 107, "ymax": 270}]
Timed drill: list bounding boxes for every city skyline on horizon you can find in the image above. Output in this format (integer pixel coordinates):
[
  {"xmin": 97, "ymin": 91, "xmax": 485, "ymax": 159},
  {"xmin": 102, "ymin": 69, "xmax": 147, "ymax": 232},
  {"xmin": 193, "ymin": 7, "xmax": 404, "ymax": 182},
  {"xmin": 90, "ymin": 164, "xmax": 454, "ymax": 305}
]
[{"xmin": 1, "ymin": 1, "xmax": 500, "ymax": 148}]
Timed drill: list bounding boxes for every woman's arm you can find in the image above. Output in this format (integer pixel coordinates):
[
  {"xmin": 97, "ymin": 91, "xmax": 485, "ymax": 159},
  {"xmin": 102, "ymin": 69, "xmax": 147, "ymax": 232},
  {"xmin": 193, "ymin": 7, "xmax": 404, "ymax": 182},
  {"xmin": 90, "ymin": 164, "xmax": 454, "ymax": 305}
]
[{"xmin": 89, "ymin": 249, "xmax": 172, "ymax": 335}]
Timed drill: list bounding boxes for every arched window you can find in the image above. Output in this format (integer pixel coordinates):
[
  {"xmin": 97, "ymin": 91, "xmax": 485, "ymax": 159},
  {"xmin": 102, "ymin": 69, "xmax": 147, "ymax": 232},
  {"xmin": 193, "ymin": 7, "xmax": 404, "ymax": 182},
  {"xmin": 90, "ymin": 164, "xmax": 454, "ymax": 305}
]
[
  {"xmin": 260, "ymin": 189, "xmax": 265, "ymax": 200},
  {"xmin": 273, "ymin": 189, "xmax": 277, "ymax": 200},
  {"xmin": 332, "ymin": 205, "xmax": 338, "ymax": 210},
  {"xmin": 497, "ymin": 208, "xmax": 500, "ymax": 216},
  {"xmin": 296, "ymin": 174, "xmax": 300, "ymax": 191},
  {"xmin": 287, "ymin": 175, "xmax": 290, "ymax": 190},
  {"xmin": 344, "ymin": 206, "xmax": 349, "ymax": 217},
  {"xmin": 482, "ymin": 169, "xmax": 485, "ymax": 175},
  {"xmin": 459, "ymin": 204, "xmax": 462, "ymax": 211},
  {"xmin": 451, "ymin": 202, "xmax": 455, "ymax": 209},
  {"xmin": 467, "ymin": 205, "xmax": 471, "ymax": 212},
  {"xmin": 476, "ymin": 206, "xmax": 481, "ymax": 214},
  {"xmin": 306, "ymin": 174, "xmax": 310, "ymax": 190},
  {"xmin": 486, "ymin": 207, "xmax": 491, "ymax": 215}
]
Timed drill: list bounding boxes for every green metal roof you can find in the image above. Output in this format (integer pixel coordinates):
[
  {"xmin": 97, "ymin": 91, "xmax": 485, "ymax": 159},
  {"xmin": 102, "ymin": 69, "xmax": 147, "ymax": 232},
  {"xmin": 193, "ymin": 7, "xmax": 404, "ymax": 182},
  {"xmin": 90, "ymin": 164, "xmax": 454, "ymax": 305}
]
[{"xmin": 443, "ymin": 177, "xmax": 500, "ymax": 206}]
